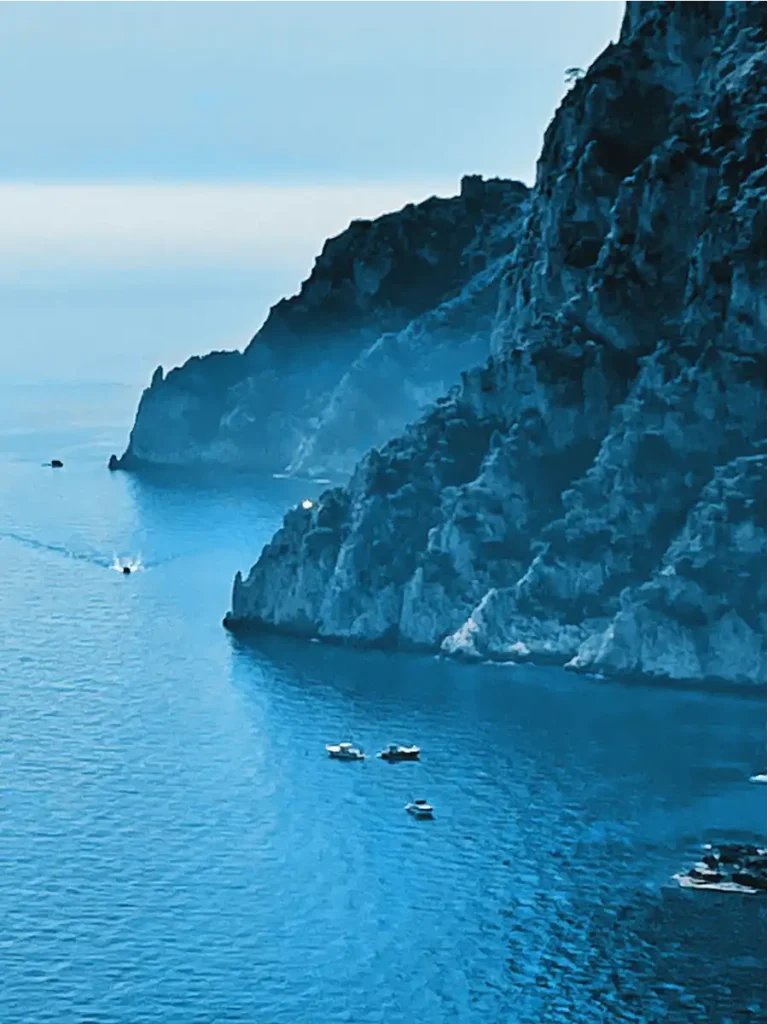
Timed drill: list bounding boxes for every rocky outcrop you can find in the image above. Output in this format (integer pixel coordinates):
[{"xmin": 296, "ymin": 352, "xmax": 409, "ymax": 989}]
[
  {"xmin": 225, "ymin": 1, "xmax": 767, "ymax": 690},
  {"xmin": 568, "ymin": 452, "xmax": 766, "ymax": 685},
  {"xmin": 113, "ymin": 176, "xmax": 528, "ymax": 474}
]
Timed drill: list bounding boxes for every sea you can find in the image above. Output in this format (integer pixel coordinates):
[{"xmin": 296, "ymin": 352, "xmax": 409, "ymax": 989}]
[{"xmin": 0, "ymin": 377, "xmax": 765, "ymax": 1024}]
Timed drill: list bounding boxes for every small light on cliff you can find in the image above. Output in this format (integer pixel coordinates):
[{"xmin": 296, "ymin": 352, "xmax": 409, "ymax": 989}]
[{"xmin": 301, "ymin": 499, "xmax": 314, "ymax": 510}]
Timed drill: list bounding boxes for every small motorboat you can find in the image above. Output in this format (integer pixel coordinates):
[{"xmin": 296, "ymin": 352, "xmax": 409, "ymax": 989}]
[
  {"xmin": 122, "ymin": 566, "xmax": 132, "ymax": 575},
  {"xmin": 50, "ymin": 460, "xmax": 64, "ymax": 468},
  {"xmin": 405, "ymin": 800, "xmax": 434, "ymax": 819},
  {"xmin": 378, "ymin": 743, "xmax": 420, "ymax": 762},
  {"xmin": 326, "ymin": 742, "xmax": 365, "ymax": 761},
  {"xmin": 749, "ymin": 772, "xmax": 767, "ymax": 784}
]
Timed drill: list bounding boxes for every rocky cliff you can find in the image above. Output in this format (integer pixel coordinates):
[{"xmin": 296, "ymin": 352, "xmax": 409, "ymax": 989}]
[
  {"xmin": 112, "ymin": 176, "xmax": 528, "ymax": 475},
  {"xmin": 226, "ymin": 0, "xmax": 767, "ymax": 689}
]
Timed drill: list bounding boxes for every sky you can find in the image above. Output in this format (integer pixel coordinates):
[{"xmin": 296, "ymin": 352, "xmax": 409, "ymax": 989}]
[
  {"xmin": 0, "ymin": 1, "xmax": 623, "ymax": 389},
  {"xmin": 0, "ymin": 2, "xmax": 623, "ymax": 183}
]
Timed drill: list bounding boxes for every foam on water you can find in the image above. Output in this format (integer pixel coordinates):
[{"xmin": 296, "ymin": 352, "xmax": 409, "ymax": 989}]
[{"xmin": 111, "ymin": 553, "xmax": 144, "ymax": 573}]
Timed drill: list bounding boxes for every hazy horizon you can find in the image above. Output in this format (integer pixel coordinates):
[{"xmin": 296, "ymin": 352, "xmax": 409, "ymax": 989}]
[{"xmin": 0, "ymin": 2, "xmax": 623, "ymax": 390}]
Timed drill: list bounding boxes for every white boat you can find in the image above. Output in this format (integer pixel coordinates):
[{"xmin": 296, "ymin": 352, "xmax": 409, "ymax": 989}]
[
  {"xmin": 673, "ymin": 872, "xmax": 762, "ymax": 894},
  {"xmin": 405, "ymin": 799, "xmax": 434, "ymax": 819},
  {"xmin": 378, "ymin": 743, "xmax": 420, "ymax": 762},
  {"xmin": 326, "ymin": 742, "xmax": 365, "ymax": 761},
  {"xmin": 749, "ymin": 772, "xmax": 767, "ymax": 784}
]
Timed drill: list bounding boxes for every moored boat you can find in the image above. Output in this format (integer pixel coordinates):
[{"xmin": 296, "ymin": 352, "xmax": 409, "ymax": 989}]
[
  {"xmin": 326, "ymin": 742, "xmax": 365, "ymax": 761},
  {"xmin": 378, "ymin": 743, "xmax": 420, "ymax": 762},
  {"xmin": 675, "ymin": 842, "xmax": 767, "ymax": 893},
  {"xmin": 405, "ymin": 799, "xmax": 433, "ymax": 819}
]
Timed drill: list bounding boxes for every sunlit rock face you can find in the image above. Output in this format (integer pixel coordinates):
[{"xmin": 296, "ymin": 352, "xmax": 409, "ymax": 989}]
[
  {"xmin": 567, "ymin": 453, "xmax": 767, "ymax": 686},
  {"xmin": 114, "ymin": 176, "xmax": 528, "ymax": 473},
  {"xmin": 227, "ymin": 1, "xmax": 767, "ymax": 689}
]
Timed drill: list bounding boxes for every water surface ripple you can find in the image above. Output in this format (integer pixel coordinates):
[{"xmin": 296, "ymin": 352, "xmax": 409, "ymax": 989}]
[{"xmin": 0, "ymin": 414, "xmax": 765, "ymax": 1023}]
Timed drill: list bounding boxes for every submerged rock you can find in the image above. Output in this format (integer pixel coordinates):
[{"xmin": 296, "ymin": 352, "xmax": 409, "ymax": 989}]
[
  {"xmin": 113, "ymin": 177, "xmax": 528, "ymax": 474},
  {"xmin": 226, "ymin": 1, "xmax": 767, "ymax": 691}
]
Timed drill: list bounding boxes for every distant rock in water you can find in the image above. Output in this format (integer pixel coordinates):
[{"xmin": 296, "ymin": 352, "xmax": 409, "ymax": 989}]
[
  {"xmin": 108, "ymin": 454, "xmax": 119, "ymax": 471},
  {"xmin": 112, "ymin": 176, "xmax": 529, "ymax": 475},
  {"xmin": 226, "ymin": 1, "xmax": 767, "ymax": 690}
]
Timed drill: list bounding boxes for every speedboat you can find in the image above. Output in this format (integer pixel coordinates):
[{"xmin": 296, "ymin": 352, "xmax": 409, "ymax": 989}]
[
  {"xmin": 326, "ymin": 742, "xmax": 365, "ymax": 761},
  {"xmin": 378, "ymin": 743, "xmax": 420, "ymax": 762},
  {"xmin": 749, "ymin": 772, "xmax": 767, "ymax": 784},
  {"xmin": 122, "ymin": 566, "xmax": 132, "ymax": 575},
  {"xmin": 405, "ymin": 800, "xmax": 434, "ymax": 819}
]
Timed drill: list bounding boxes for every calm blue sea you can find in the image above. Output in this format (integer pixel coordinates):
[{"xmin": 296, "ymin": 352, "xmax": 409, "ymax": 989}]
[{"xmin": 0, "ymin": 380, "xmax": 765, "ymax": 1024}]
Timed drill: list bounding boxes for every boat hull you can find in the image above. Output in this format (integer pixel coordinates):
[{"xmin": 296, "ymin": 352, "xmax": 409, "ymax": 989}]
[
  {"xmin": 405, "ymin": 803, "xmax": 433, "ymax": 819},
  {"xmin": 326, "ymin": 746, "xmax": 365, "ymax": 761}
]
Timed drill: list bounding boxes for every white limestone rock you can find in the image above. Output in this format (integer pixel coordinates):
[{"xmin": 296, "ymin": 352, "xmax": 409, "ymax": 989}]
[
  {"xmin": 227, "ymin": 2, "xmax": 766, "ymax": 690},
  {"xmin": 567, "ymin": 454, "xmax": 767, "ymax": 685}
]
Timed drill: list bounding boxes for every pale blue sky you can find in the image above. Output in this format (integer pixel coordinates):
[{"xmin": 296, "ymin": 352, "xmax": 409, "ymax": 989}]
[
  {"xmin": 2, "ymin": 2, "xmax": 621, "ymax": 182},
  {"xmin": 0, "ymin": 1, "xmax": 623, "ymax": 389}
]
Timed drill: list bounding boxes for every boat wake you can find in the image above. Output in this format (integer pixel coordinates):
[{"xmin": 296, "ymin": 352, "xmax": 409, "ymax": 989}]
[
  {"xmin": 0, "ymin": 531, "xmax": 151, "ymax": 573},
  {"xmin": 0, "ymin": 530, "xmax": 110, "ymax": 567}
]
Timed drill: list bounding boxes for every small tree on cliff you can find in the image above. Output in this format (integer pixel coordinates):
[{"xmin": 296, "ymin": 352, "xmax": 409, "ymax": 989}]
[{"xmin": 565, "ymin": 67, "xmax": 585, "ymax": 85}]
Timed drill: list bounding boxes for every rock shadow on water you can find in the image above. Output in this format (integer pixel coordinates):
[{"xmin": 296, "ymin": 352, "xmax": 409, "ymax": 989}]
[
  {"xmin": 574, "ymin": 665, "xmax": 768, "ymax": 702},
  {"xmin": 226, "ymin": 631, "xmax": 476, "ymax": 716},
  {"xmin": 118, "ymin": 459, "xmax": 312, "ymax": 502}
]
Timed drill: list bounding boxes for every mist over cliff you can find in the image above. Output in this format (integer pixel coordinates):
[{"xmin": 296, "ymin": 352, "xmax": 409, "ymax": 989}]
[
  {"xmin": 225, "ymin": 1, "xmax": 766, "ymax": 689},
  {"xmin": 113, "ymin": 176, "xmax": 529, "ymax": 477}
]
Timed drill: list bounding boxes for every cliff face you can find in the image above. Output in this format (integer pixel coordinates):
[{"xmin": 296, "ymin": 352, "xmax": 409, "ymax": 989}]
[
  {"xmin": 114, "ymin": 176, "xmax": 528, "ymax": 474},
  {"xmin": 227, "ymin": 0, "xmax": 767, "ymax": 689},
  {"xmin": 568, "ymin": 452, "xmax": 766, "ymax": 684}
]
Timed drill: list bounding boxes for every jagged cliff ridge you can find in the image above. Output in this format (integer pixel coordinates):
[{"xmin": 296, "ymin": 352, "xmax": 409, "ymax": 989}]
[
  {"xmin": 112, "ymin": 176, "xmax": 528, "ymax": 475},
  {"xmin": 226, "ymin": 0, "xmax": 767, "ymax": 689}
]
